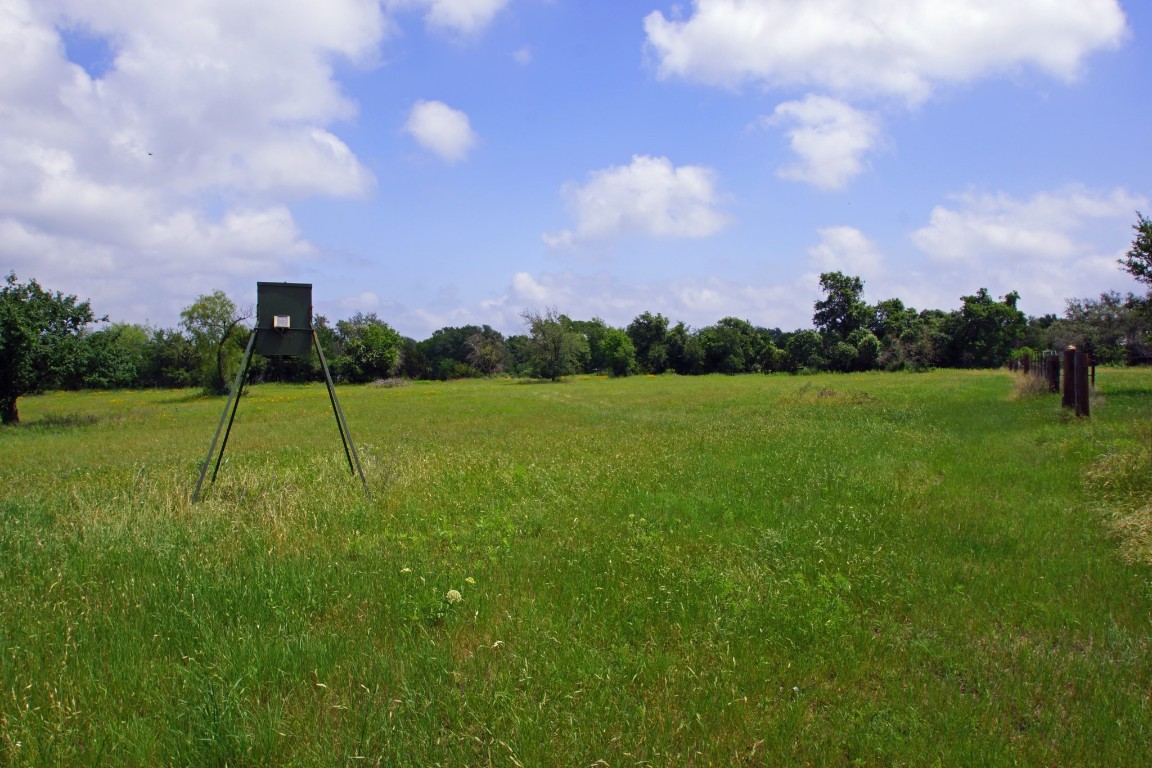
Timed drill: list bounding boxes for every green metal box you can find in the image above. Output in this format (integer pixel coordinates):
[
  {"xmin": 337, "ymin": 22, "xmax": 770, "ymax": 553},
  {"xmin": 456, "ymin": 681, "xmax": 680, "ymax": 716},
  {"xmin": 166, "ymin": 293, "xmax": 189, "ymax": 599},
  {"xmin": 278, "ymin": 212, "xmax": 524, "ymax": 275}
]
[{"xmin": 256, "ymin": 282, "xmax": 313, "ymax": 357}]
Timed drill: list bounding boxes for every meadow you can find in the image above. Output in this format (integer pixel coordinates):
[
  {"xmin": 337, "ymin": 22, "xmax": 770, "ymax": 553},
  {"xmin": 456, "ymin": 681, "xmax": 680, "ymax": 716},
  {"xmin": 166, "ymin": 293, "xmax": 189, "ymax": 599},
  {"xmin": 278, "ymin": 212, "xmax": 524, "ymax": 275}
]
[{"xmin": 1, "ymin": 369, "xmax": 1150, "ymax": 766}]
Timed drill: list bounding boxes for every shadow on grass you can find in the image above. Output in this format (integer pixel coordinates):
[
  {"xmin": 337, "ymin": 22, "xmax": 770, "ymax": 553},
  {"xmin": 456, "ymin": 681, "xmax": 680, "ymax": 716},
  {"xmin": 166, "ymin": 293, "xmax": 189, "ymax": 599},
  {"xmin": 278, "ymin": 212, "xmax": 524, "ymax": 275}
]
[
  {"xmin": 156, "ymin": 391, "xmax": 217, "ymax": 404},
  {"xmin": 13, "ymin": 413, "xmax": 103, "ymax": 431},
  {"xmin": 512, "ymin": 377, "xmax": 569, "ymax": 385}
]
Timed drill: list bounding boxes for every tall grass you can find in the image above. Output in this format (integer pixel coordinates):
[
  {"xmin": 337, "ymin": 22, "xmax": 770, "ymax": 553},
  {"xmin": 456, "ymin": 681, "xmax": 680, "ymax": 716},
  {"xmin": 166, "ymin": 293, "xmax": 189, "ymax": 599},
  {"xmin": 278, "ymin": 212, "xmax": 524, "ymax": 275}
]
[{"xmin": 1, "ymin": 370, "xmax": 1150, "ymax": 765}]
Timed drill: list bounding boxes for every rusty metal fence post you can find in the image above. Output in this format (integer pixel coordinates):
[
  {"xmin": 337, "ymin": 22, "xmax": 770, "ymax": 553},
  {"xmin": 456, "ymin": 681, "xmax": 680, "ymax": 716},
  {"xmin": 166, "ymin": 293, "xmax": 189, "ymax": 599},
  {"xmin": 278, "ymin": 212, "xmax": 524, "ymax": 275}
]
[
  {"xmin": 1075, "ymin": 350, "xmax": 1090, "ymax": 418},
  {"xmin": 1062, "ymin": 347, "xmax": 1076, "ymax": 409}
]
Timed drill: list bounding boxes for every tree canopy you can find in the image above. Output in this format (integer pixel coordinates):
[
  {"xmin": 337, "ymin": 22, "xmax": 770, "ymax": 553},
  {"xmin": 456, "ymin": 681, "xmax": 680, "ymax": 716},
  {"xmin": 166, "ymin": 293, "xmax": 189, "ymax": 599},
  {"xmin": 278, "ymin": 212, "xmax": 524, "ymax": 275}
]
[
  {"xmin": 0, "ymin": 273, "xmax": 97, "ymax": 424},
  {"xmin": 1119, "ymin": 211, "xmax": 1152, "ymax": 286}
]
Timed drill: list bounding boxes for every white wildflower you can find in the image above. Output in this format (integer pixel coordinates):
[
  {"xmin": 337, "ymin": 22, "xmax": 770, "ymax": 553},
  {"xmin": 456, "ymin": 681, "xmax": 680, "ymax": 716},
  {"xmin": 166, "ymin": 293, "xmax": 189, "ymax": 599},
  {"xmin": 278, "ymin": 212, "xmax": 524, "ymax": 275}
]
[{"xmin": 445, "ymin": 589, "xmax": 463, "ymax": 604}]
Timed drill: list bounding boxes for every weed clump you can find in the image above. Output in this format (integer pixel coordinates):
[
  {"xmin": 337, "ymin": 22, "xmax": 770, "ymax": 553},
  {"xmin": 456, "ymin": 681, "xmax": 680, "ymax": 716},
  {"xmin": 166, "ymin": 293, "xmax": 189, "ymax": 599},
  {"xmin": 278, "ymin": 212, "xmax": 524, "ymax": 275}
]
[
  {"xmin": 1011, "ymin": 372, "xmax": 1052, "ymax": 399},
  {"xmin": 1087, "ymin": 422, "xmax": 1152, "ymax": 565}
]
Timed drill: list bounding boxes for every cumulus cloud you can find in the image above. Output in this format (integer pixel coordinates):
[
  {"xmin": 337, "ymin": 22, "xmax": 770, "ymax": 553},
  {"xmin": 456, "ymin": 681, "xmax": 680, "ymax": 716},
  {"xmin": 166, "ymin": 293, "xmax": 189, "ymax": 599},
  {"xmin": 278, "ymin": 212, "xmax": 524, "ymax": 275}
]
[
  {"xmin": 644, "ymin": 0, "xmax": 1127, "ymax": 103},
  {"xmin": 404, "ymin": 100, "xmax": 478, "ymax": 163},
  {"xmin": 388, "ymin": 0, "xmax": 512, "ymax": 36},
  {"xmin": 907, "ymin": 185, "xmax": 1148, "ymax": 313},
  {"xmin": 544, "ymin": 155, "xmax": 729, "ymax": 248},
  {"xmin": 0, "ymin": 0, "xmax": 387, "ymax": 322},
  {"xmin": 808, "ymin": 226, "xmax": 884, "ymax": 277},
  {"xmin": 911, "ymin": 187, "xmax": 1144, "ymax": 265},
  {"xmin": 769, "ymin": 95, "xmax": 880, "ymax": 190}
]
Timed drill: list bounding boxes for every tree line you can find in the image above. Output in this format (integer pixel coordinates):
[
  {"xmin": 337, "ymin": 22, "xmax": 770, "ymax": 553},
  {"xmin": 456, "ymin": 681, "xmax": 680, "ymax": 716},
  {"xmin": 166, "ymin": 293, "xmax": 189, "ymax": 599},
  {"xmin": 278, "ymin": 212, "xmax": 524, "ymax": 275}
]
[{"xmin": 3, "ymin": 214, "xmax": 1151, "ymax": 424}]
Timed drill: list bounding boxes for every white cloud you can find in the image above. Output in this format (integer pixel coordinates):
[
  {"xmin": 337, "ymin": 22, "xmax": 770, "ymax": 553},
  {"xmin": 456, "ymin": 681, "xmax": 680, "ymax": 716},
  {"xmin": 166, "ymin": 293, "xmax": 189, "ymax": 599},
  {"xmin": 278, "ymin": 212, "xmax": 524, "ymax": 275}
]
[
  {"xmin": 769, "ymin": 95, "xmax": 880, "ymax": 190},
  {"xmin": 513, "ymin": 45, "xmax": 533, "ymax": 65},
  {"xmin": 387, "ymin": 0, "xmax": 512, "ymax": 36},
  {"xmin": 911, "ymin": 187, "xmax": 1144, "ymax": 265},
  {"xmin": 644, "ymin": 0, "xmax": 1128, "ymax": 103},
  {"xmin": 808, "ymin": 226, "xmax": 884, "ymax": 277},
  {"xmin": 0, "ymin": 0, "xmax": 388, "ymax": 323},
  {"xmin": 906, "ymin": 185, "xmax": 1148, "ymax": 314},
  {"xmin": 545, "ymin": 155, "xmax": 729, "ymax": 248},
  {"xmin": 404, "ymin": 100, "xmax": 478, "ymax": 163}
]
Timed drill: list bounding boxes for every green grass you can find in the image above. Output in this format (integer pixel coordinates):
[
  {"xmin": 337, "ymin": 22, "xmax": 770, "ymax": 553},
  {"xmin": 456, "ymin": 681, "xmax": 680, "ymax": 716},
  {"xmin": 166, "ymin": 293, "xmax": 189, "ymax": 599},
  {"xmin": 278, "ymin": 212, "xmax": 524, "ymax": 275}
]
[{"xmin": 2, "ymin": 370, "xmax": 1150, "ymax": 766}]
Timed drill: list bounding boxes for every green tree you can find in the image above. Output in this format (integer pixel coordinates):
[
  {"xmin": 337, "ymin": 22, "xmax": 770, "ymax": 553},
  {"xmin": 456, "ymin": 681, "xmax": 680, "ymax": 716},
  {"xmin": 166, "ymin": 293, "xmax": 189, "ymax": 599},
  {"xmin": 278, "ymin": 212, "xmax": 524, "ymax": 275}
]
[
  {"xmin": 698, "ymin": 317, "xmax": 763, "ymax": 373},
  {"xmin": 784, "ymin": 330, "xmax": 825, "ymax": 372},
  {"xmin": 520, "ymin": 308, "xmax": 589, "ymax": 381},
  {"xmin": 626, "ymin": 311, "xmax": 670, "ymax": 373},
  {"xmin": 813, "ymin": 272, "xmax": 874, "ymax": 341},
  {"xmin": 0, "ymin": 273, "xmax": 98, "ymax": 424},
  {"xmin": 598, "ymin": 327, "xmax": 638, "ymax": 376},
  {"xmin": 333, "ymin": 313, "xmax": 404, "ymax": 383},
  {"xmin": 1119, "ymin": 211, "xmax": 1152, "ymax": 286},
  {"xmin": 180, "ymin": 290, "xmax": 251, "ymax": 394},
  {"xmin": 944, "ymin": 289, "xmax": 1026, "ymax": 368},
  {"xmin": 847, "ymin": 328, "xmax": 881, "ymax": 371},
  {"xmin": 666, "ymin": 321, "xmax": 704, "ymax": 374},
  {"xmin": 71, "ymin": 323, "xmax": 151, "ymax": 389},
  {"xmin": 465, "ymin": 327, "xmax": 510, "ymax": 375}
]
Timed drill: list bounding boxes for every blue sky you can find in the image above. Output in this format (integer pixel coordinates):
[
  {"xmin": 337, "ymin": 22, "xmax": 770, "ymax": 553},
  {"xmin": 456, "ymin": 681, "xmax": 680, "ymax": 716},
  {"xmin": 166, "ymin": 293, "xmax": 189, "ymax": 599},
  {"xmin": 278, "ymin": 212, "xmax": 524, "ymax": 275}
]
[{"xmin": 3, "ymin": 0, "xmax": 1150, "ymax": 338}]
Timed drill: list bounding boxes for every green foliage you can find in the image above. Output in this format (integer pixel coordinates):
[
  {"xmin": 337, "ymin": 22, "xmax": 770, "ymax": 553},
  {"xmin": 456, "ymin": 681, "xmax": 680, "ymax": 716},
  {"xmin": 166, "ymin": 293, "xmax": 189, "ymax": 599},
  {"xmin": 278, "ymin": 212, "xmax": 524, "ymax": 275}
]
[
  {"xmin": 332, "ymin": 313, "xmax": 403, "ymax": 383},
  {"xmin": 1049, "ymin": 291, "xmax": 1150, "ymax": 364},
  {"xmin": 626, "ymin": 311, "xmax": 671, "ymax": 373},
  {"xmin": 785, "ymin": 329, "xmax": 824, "ymax": 372},
  {"xmin": 814, "ymin": 271, "xmax": 874, "ymax": 340},
  {"xmin": 596, "ymin": 326, "xmax": 638, "ymax": 376},
  {"xmin": 0, "ymin": 272, "xmax": 97, "ymax": 423},
  {"xmin": 520, "ymin": 308, "xmax": 589, "ymax": 380},
  {"xmin": 71, "ymin": 323, "xmax": 151, "ymax": 389},
  {"xmin": 944, "ymin": 288, "xmax": 1026, "ymax": 368},
  {"xmin": 465, "ymin": 327, "xmax": 510, "ymax": 375},
  {"xmin": 179, "ymin": 290, "xmax": 250, "ymax": 394},
  {"xmin": 1118, "ymin": 211, "xmax": 1152, "ymax": 286}
]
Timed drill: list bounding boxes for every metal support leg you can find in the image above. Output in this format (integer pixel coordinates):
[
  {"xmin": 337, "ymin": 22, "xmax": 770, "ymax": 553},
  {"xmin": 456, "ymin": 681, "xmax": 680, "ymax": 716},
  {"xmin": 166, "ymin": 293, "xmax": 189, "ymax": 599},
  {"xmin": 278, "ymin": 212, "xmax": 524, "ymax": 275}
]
[
  {"xmin": 192, "ymin": 331, "xmax": 256, "ymax": 501},
  {"xmin": 314, "ymin": 331, "xmax": 370, "ymax": 497}
]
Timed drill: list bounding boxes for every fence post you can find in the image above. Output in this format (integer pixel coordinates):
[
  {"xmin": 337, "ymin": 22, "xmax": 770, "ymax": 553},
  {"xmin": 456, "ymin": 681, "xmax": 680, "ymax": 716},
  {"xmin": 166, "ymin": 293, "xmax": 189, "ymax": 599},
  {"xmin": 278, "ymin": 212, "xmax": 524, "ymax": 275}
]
[
  {"xmin": 1062, "ymin": 347, "xmax": 1076, "ymax": 409},
  {"xmin": 1046, "ymin": 354, "xmax": 1060, "ymax": 393},
  {"xmin": 1075, "ymin": 350, "xmax": 1090, "ymax": 418}
]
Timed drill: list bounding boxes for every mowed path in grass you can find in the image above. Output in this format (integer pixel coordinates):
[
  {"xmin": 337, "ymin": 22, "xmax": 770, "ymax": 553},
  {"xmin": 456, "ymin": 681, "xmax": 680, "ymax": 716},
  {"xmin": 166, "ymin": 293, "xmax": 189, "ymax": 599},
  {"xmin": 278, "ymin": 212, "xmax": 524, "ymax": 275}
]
[{"xmin": 2, "ymin": 369, "xmax": 1150, "ymax": 765}]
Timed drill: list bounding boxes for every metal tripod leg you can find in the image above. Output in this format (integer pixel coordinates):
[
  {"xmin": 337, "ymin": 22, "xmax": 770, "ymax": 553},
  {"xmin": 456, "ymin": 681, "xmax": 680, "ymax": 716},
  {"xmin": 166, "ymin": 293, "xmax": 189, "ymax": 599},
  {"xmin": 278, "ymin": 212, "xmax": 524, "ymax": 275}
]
[
  {"xmin": 192, "ymin": 331, "xmax": 256, "ymax": 501},
  {"xmin": 314, "ymin": 330, "xmax": 370, "ymax": 497}
]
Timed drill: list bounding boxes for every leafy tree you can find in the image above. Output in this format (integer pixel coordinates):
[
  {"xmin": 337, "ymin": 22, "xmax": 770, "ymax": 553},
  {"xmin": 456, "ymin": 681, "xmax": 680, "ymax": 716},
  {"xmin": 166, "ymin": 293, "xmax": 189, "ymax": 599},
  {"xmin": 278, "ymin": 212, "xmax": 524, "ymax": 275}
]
[
  {"xmin": 71, "ymin": 323, "xmax": 151, "ymax": 389},
  {"xmin": 626, "ymin": 311, "xmax": 670, "ymax": 373},
  {"xmin": 568, "ymin": 317, "xmax": 611, "ymax": 374},
  {"xmin": 1053, "ymin": 291, "xmax": 1150, "ymax": 364},
  {"xmin": 827, "ymin": 340, "xmax": 858, "ymax": 373},
  {"xmin": 133, "ymin": 327, "xmax": 197, "ymax": 387},
  {"xmin": 666, "ymin": 321, "xmax": 704, "ymax": 375},
  {"xmin": 814, "ymin": 272, "xmax": 874, "ymax": 341},
  {"xmin": 785, "ymin": 329, "xmax": 824, "ymax": 372},
  {"xmin": 0, "ymin": 273, "xmax": 98, "ymax": 424},
  {"xmin": 419, "ymin": 325, "xmax": 480, "ymax": 379},
  {"xmin": 465, "ymin": 328, "xmax": 510, "ymax": 375},
  {"xmin": 847, "ymin": 328, "xmax": 881, "ymax": 371},
  {"xmin": 333, "ymin": 313, "xmax": 403, "ymax": 382},
  {"xmin": 1119, "ymin": 211, "xmax": 1152, "ymax": 286},
  {"xmin": 871, "ymin": 298, "xmax": 916, "ymax": 340},
  {"xmin": 597, "ymin": 327, "xmax": 638, "ymax": 376},
  {"xmin": 180, "ymin": 290, "xmax": 251, "ymax": 394},
  {"xmin": 698, "ymin": 317, "xmax": 764, "ymax": 373},
  {"xmin": 943, "ymin": 289, "xmax": 1026, "ymax": 368},
  {"xmin": 520, "ymin": 308, "xmax": 589, "ymax": 381}
]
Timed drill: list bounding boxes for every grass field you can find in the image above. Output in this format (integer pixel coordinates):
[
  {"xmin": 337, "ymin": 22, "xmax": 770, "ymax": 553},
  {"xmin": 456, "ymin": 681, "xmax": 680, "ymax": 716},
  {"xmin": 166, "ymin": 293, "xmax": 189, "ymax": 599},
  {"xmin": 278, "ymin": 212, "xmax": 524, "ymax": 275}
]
[{"xmin": 2, "ymin": 369, "xmax": 1151, "ymax": 766}]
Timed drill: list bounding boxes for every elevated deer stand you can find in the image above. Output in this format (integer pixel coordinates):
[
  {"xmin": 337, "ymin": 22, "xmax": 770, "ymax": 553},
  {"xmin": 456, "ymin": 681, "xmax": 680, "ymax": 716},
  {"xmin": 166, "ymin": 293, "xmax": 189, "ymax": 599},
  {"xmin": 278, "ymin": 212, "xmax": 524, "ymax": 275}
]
[{"xmin": 193, "ymin": 282, "xmax": 369, "ymax": 501}]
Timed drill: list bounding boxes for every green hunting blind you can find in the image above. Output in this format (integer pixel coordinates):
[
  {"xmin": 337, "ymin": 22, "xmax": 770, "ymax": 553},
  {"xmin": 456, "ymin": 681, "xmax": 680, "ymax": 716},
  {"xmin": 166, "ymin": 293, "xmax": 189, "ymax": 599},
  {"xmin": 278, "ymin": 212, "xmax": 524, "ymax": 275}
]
[{"xmin": 193, "ymin": 282, "xmax": 369, "ymax": 500}]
